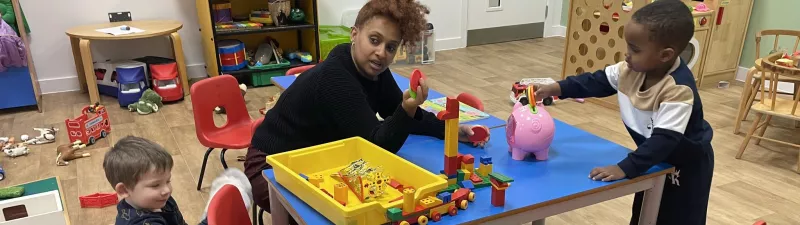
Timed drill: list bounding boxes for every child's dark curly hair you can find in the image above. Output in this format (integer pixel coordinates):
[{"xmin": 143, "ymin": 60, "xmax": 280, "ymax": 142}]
[{"xmin": 355, "ymin": 0, "xmax": 430, "ymax": 46}]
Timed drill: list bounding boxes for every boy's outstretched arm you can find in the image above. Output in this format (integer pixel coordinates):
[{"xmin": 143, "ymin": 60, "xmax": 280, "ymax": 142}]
[
  {"xmin": 617, "ymin": 86, "xmax": 695, "ymax": 178},
  {"xmin": 555, "ymin": 62, "xmax": 622, "ymax": 99}
]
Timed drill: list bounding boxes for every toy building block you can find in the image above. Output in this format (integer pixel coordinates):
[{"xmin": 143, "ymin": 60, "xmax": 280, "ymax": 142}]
[
  {"xmin": 308, "ymin": 174, "xmax": 324, "ymax": 188},
  {"xmin": 491, "ymin": 187, "xmax": 506, "ymax": 207},
  {"xmin": 477, "ymin": 163, "xmax": 493, "ymax": 177},
  {"xmin": 298, "ymin": 173, "xmax": 309, "ymax": 180},
  {"xmin": 461, "ymin": 162, "xmax": 475, "ymax": 173},
  {"xmin": 402, "ymin": 188, "xmax": 416, "ymax": 213},
  {"xmin": 469, "ymin": 173, "xmax": 483, "ymax": 183},
  {"xmin": 480, "ymin": 156, "xmax": 492, "ymax": 165},
  {"xmin": 462, "ymin": 170, "xmax": 471, "ymax": 181},
  {"xmin": 444, "ymin": 156, "xmax": 459, "ymax": 176},
  {"xmin": 387, "ymin": 208, "xmax": 404, "ymax": 221},
  {"xmin": 334, "ymin": 182, "xmax": 348, "ymax": 206},
  {"xmin": 79, "ymin": 192, "xmax": 118, "ymax": 208},
  {"xmin": 459, "ymin": 180, "xmax": 475, "ymax": 189},
  {"xmin": 461, "ymin": 154, "xmax": 475, "ymax": 164},
  {"xmin": 420, "ymin": 196, "xmax": 443, "ymax": 208},
  {"xmin": 389, "ymin": 179, "xmax": 404, "ymax": 191},
  {"xmin": 457, "ymin": 170, "xmax": 466, "ymax": 182},
  {"xmin": 448, "ymin": 178, "xmax": 457, "ymax": 186},
  {"xmin": 441, "ymin": 184, "xmax": 460, "ymax": 194},
  {"xmin": 437, "ymin": 192, "xmax": 452, "ymax": 203},
  {"xmin": 436, "ymin": 97, "xmax": 460, "ymax": 120},
  {"xmin": 489, "ymin": 172, "xmax": 514, "ymax": 183}
]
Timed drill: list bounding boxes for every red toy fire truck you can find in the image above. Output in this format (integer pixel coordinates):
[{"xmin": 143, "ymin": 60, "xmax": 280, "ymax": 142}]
[{"xmin": 65, "ymin": 103, "xmax": 111, "ymax": 145}]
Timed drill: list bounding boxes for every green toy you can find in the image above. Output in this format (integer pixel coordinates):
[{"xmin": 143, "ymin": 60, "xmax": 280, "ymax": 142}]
[
  {"xmin": 289, "ymin": 8, "xmax": 306, "ymax": 23},
  {"xmin": 128, "ymin": 89, "xmax": 164, "ymax": 115},
  {"xmin": 0, "ymin": 186, "xmax": 24, "ymax": 199},
  {"xmin": 0, "ymin": 0, "xmax": 31, "ymax": 35}
]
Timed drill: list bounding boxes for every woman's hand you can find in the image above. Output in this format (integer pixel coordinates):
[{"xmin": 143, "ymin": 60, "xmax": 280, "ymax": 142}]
[
  {"xmin": 458, "ymin": 125, "xmax": 490, "ymax": 148},
  {"xmin": 402, "ymin": 78, "xmax": 429, "ymax": 117}
]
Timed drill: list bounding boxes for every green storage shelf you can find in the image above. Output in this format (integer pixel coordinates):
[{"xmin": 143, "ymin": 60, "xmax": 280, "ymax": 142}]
[{"xmin": 251, "ymin": 68, "xmax": 289, "ymax": 87}]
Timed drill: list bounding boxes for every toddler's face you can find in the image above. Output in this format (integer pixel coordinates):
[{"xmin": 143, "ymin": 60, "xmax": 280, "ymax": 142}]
[
  {"xmin": 122, "ymin": 169, "xmax": 173, "ymax": 210},
  {"xmin": 623, "ymin": 21, "xmax": 673, "ymax": 73}
]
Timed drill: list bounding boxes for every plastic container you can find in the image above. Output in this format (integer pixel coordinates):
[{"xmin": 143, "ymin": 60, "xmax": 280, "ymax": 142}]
[
  {"xmin": 251, "ymin": 68, "xmax": 288, "ymax": 87},
  {"xmin": 319, "ymin": 25, "xmax": 351, "ymax": 61},
  {"xmin": 421, "ymin": 23, "xmax": 435, "ymax": 64},
  {"xmin": 266, "ymin": 137, "xmax": 448, "ymax": 225}
]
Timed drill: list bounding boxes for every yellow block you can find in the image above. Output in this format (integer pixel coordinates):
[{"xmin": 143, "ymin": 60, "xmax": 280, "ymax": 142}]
[
  {"xmin": 477, "ymin": 164, "xmax": 493, "ymax": 177},
  {"xmin": 448, "ymin": 178, "xmax": 457, "ymax": 186},
  {"xmin": 461, "ymin": 162, "xmax": 475, "ymax": 173},
  {"xmin": 444, "ymin": 119, "xmax": 459, "ymax": 157},
  {"xmin": 403, "ymin": 188, "xmax": 416, "ymax": 213},
  {"xmin": 309, "ymin": 174, "xmax": 324, "ymax": 188},
  {"xmin": 463, "ymin": 170, "xmax": 471, "ymax": 181},
  {"xmin": 419, "ymin": 196, "xmax": 443, "ymax": 208},
  {"xmin": 333, "ymin": 182, "xmax": 348, "ymax": 205}
]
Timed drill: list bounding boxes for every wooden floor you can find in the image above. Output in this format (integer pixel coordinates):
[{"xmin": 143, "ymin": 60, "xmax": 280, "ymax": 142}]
[{"xmin": 1, "ymin": 37, "xmax": 799, "ymax": 225}]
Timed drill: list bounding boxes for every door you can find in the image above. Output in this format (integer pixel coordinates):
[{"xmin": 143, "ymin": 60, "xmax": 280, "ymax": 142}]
[{"xmin": 465, "ymin": 0, "xmax": 547, "ymax": 46}]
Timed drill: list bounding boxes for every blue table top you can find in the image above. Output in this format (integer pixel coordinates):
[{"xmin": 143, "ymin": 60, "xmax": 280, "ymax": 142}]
[
  {"xmin": 263, "ymin": 119, "xmax": 673, "ymax": 224},
  {"xmin": 270, "ymin": 72, "xmax": 507, "ymax": 128}
]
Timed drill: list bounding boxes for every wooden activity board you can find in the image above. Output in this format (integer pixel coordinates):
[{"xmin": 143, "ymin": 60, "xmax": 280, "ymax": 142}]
[{"xmin": 561, "ymin": 0, "xmax": 654, "ymax": 109}]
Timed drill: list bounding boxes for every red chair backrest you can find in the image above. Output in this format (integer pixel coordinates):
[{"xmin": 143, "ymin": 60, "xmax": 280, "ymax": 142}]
[
  {"xmin": 285, "ymin": 65, "xmax": 316, "ymax": 76},
  {"xmin": 251, "ymin": 117, "xmax": 264, "ymax": 136},
  {"xmin": 207, "ymin": 184, "xmax": 251, "ymax": 225},
  {"xmin": 456, "ymin": 92, "xmax": 484, "ymax": 111},
  {"xmin": 190, "ymin": 75, "xmax": 252, "ymax": 145}
]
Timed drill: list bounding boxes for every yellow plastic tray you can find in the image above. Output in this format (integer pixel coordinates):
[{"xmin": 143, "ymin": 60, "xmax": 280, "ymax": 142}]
[{"xmin": 266, "ymin": 137, "xmax": 448, "ymax": 225}]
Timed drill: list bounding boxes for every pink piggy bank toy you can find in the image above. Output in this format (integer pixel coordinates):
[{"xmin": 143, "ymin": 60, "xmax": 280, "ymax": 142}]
[{"xmin": 505, "ymin": 97, "xmax": 556, "ymax": 161}]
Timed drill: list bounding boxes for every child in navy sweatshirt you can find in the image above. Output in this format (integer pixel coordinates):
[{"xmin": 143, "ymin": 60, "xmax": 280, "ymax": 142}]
[{"xmin": 534, "ymin": 1, "xmax": 714, "ymax": 224}]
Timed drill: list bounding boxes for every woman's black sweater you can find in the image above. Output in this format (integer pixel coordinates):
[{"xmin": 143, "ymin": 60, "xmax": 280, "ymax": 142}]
[{"xmin": 250, "ymin": 43, "xmax": 446, "ymax": 155}]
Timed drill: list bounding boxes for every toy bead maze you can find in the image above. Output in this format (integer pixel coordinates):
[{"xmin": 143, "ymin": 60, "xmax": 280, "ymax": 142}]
[{"xmin": 561, "ymin": 0, "xmax": 653, "ymax": 109}]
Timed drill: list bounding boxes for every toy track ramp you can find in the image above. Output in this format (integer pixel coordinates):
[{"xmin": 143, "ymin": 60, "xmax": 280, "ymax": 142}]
[{"xmin": 561, "ymin": 0, "xmax": 653, "ymax": 108}]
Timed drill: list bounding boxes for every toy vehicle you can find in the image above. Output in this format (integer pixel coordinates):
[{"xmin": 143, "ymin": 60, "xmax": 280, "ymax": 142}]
[
  {"xmin": 116, "ymin": 61, "xmax": 149, "ymax": 107},
  {"xmin": 150, "ymin": 62, "xmax": 184, "ymax": 102},
  {"xmin": 65, "ymin": 104, "xmax": 111, "ymax": 145},
  {"xmin": 383, "ymin": 188, "xmax": 475, "ymax": 225},
  {"xmin": 510, "ymin": 81, "xmax": 557, "ymax": 106},
  {"xmin": 0, "ymin": 164, "xmax": 5, "ymax": 181}
]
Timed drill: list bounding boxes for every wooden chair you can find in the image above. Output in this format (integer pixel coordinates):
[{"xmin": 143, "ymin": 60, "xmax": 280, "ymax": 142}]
[
  {"xmin": 734, "ymin": 29, "xmax": 800, "ymax": 134},
  {"xmin": 736, "ymin": 51, "xmax": 800, "ymax": 173}
]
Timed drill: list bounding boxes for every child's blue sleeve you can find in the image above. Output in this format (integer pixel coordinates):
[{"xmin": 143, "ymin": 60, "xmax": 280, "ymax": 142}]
[
  {"xmin": 556, "ymin": 62, "xmax": 622, "ymax": 99},
  {"xmin": 617, "ymin": 85, "xmax": 695, "ymax": 178}
]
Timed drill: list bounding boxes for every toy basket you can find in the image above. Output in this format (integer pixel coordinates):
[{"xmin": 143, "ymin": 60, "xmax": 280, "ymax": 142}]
[
  {"xmin": 266, "ymin": 137, "xmax": 448, "ymax": 225},
  {"xmin": 268, "ymin": 0, "xmax": 291, "ymax": 26},
  {"xmin": 319, "ymin": 25, "xmax": 351, "ymax": 61}
]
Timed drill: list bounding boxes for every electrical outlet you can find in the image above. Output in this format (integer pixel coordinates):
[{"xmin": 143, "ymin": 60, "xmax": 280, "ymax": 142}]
[{"xmin": 108, "ymin": 12, "xmax": 132, "ymax": 22}]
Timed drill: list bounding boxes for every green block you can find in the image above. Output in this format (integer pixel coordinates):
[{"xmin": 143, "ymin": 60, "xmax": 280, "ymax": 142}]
[
  {"xmin": 439, "ymin": 184, "xmax": 461, "ymax": 195},
  {"xmin": 457, "ymin": 170, "xmax": 465, "ymax": 182},
  {"xmin": 489, "ymin": 172, "xmax": 514, "ymax": 183},
  {"xmin": 473, "ymin": 174, "xmax": 492, "ymax": 189},
  {"xmin": 387, "ymin": 207, "xmax": 403, "ymax": 221}
]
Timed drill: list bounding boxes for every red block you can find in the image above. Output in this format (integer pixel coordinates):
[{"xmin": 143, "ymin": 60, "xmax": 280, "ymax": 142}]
[
  {"xmin": 461, "ymin": 154, "xmax": 475, "ymax": 164},
  {"xmin": 436, "ymin": 97, "xmax": 460, "ymax": 120},
  {"xmin": 389, "ymin": 179, "xmax": 404, "ymax": 191},
  {"xmin": 445, "ymin": 156, "xmax": 459, "ymax": 176},
  {"xmin": 491, "ymin": 188, "xmax": 506, "ymax": 207},
  {"xmin": 470, "ymin": 173, "xmax": 483, "ymax": 183}
]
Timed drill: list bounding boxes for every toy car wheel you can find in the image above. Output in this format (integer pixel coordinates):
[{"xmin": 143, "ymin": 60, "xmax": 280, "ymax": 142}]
[
  {"xmin": 468, "ymin": 192, "xmax": 475, "ymax": 202},
  {"xmin": 431, "ymin": 212, "xmax": 442, "ymax": 222},
  {"xmin": 399, "ymin": 221, "xmax": 410, "ymax": 225},
  {"xmin": 0, "ymin": 173, "xmax": 4, "ymax": 181},
  {"xmin": 89, "ymin": 137, "xmax": 96, "ymax": 145},
  {"xmin": 458, "ymin": 200, "xmax": 468, "ymax": 210},
  {"xmin": 448, "ymin": 205, "xmax": 458, "ymax": 216},
  {"xmin": 417, "ymin": 215, "xmax": 428, "ymax": 225},
  {"xmin": 101, "ymin": 130, "xmax": 107, "ymax": 138},
  {"xmin": 543, "ymin": 97, "xmax": 554, "ymax": 106}
]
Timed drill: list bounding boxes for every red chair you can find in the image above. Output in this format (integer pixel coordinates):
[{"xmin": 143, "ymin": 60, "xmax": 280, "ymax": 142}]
[
  {"xmin": 285, "ymin": 65, "xmax": 315, "ymax": 76},
  {"xmin": 191, "ymin": 75, "xmax": 254, "ymax": 190},
  {"xmin": 456, "ymin": 92, "xmax": 484, "ymax": 111},
  {"xmin": 207, "ymin": 184, "xmax": 251, "ymax": 225}
]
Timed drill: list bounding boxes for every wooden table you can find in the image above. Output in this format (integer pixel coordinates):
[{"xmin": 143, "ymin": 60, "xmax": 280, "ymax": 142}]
[{"xmin": 65, "ymin": 20, "xmax": 190, "ymax": 104}]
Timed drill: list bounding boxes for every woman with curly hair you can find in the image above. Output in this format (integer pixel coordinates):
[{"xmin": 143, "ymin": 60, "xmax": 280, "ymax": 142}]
[{"xmin": 244, "ymin": 0, "xmax": 491, "ymax": 216}]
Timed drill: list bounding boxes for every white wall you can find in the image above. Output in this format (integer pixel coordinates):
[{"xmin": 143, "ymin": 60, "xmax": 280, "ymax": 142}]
[
  {"xmin": 317, "ymin": 0, "xmax": 467, "ymax": 51},
  {"xmin": 22, "ymin": 0, "xmax": 205, "ymax": 94},
  {"xmin": 466, "ymin": 0, "xmax": 546, "ymax": 30}
]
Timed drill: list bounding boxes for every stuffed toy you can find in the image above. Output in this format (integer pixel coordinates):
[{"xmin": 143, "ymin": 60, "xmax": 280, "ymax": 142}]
[
  {"xmin": 215, "ymin": 84, "xmax": 248, "ymax": 114},
  {"xmin": 200, "ymin": 168, "xmax": 253, "ymax": 221},
  {"xmin": 128, "ymin": 89, "xmax": 164, "ymax": 115},
  {"xmin": 55, "ymin": 141, "xmax": 90, "ymax": 166},
  {"xmin": 23, "ymin": 127, "xmax": 58, "ymax": 145},
  {"xmin": 0, "ymin": 186, "xmax": 23, "ymax": 199}
]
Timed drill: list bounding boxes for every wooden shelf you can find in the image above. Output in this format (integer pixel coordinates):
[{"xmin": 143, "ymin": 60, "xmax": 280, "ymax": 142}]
[{"xmin": 215, "ymin": 22, "xmax": 316, "ymax": 36}]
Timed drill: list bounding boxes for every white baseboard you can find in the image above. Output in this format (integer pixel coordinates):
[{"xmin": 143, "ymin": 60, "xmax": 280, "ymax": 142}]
[
  {"xmin": 734, "ymin": 66, "xmax": 795, "ymax": 93},
  {"xmin": 436, "ymin": 37, "xmax": 465, "ymax": 51},
  {"xmin": 40, "ymin": 63, "xmax": 208, "ymax": 94},
  {"xmin": 546, "ymin": 25, "xmax": 567, "ymax": 38}
]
